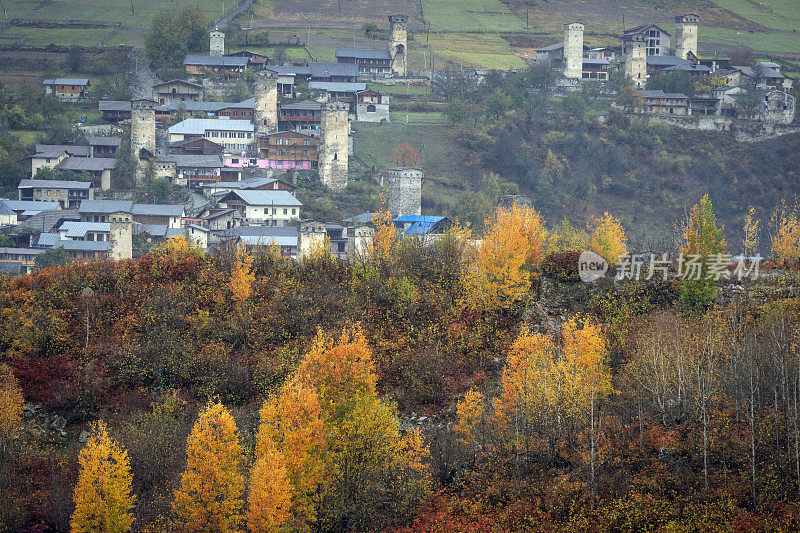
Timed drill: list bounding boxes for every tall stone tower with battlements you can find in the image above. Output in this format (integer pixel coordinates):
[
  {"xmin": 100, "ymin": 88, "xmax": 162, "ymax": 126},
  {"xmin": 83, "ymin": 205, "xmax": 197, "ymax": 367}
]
[
  {"xmin": 387, "ymin": 167, "xmax": 422, "ymax": 217},
  {"xmin": 130, "ymin": 99, "xmax": 156, "ymax": 186},
  {"xmin": 563, "ymin": 22, "xmax": 584, "ymax": 79},
  {"xmin": 210, "ymin": 29, "xmax": 225, "ymax": 56},
  {"xmin": 109, "ymin": 211, "xmax": 133, "ymax": 260},
  {"xmin": 623, "ymin": 34, "xmax": 647, "ymax": 89},
  {"xmin": 389, "ymin": 15, "xmax": 408, "ymax": 77},
  {"xmin": 254, "ymin": 70, "xmax": 278, "ymax": 137},
  {"xmin": 317, "ymin": 102, "xmax": 349, "ymax": 190},
  {"xmin": 674, "ymin": 14, "xmax": 699, "ymax": 60},
  {"xmin": 299, "ymin": 221, "xmax": 328, "ymax": 259}
]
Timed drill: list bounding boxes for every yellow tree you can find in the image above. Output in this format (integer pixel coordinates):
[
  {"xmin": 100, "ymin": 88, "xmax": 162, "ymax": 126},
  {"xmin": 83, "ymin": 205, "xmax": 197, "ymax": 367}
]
[
  {"xmin": 71, "ymin": 422, "xmax": 135, "ymax": 533},
  {"xmin": 0, "ymin": 364, "xmax": 23, "ymax": 444},
  {"xmin": 173, "ymin": 401, "xmax": 245, "ymax": 532},
  {"xmin": 454, "ymin": 388, "xmax": 485, "ymax": 446},
  {"xmin": 588, "ymin": 212, "xmax": 628, "ymax": 265},
  {"xmin": 743, "ymin": 206, "xmax": 760, "ymax": 259},
  {"xmin": 771, "ymin": 199, "xmax": 800, "ymax": 265},
  {"xmin": 228, "ymin": 249, "xmax": 255, "ymax": 302},
  {"xmin": 680, "ymin": 194, "xmax": 727, "ymax": 313},
  {"xmin": 462, "ymin": 203, "xmax": 547, "ymax": 311},
  {"xmin": 247, "ymin": 438, "xmax": 293, "ymax": 533},
  {"xmin": 371, "ymin": 197, "xmax": 396, "ymax": 265},
  {"xmin": 546, "ymin": 218, "xmax": 590, "ymax": 253}
]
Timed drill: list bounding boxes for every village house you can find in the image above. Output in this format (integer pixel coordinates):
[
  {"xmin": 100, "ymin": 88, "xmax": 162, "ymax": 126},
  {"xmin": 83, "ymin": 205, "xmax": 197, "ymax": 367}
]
[
  {"xmin": 335, "ymin": 48, "xmax": 393, "ymax": 76},
  {"xmin": 199, "ymin": 176, "xmax": 296, "ymax": 198},
  {"xmin": 226, "ymin": 50, "xmax": 269, "ymax": 65},
  {"xmin": 89, "ymin": 136, "xmax": 121, "ymax": 158},
  {"xmin": 156, "ymin": 154, "xmax": 224, "ymax": 188},
  {"xmin": 99, "ymin": 100, "xmax": 132, "ymax": 125},
  {"xmin": 278, "ymin": 100, "xmax": 322, "ymax": 135},
  {"xmin": 355, "ymin": 90, "xmax": 390, "ymax": 122},
  {"xmin": 43, "ymin": 78, "xmax": 90, "ymax": 101},
  {"xmin": 725, "ymin": 64, "xmax": 793, "ymax": 92},
  {"xmin": 0, "ymin": 199, "xmax": 60, "ymax": 222},
  {"xmin": 218, "ymin": 190, "xmax": 302, "ymax": 226},
  {"xmin": 637, "ymin": 90, "xmax": 691, "ymax": 115},
  {"xmin": 256, "ymin": 131, "xmax": 318, "ymax": 170},
  {"xmin": 184, "ymin": 54, "xmax": 249, "ymax": 74},
  {"xmin": 60, "ymin": 240, "xmax": 110, "ymax": 262},
  {"xmin": 623, "ymin": 24, "xmax": 671, "ymax": 56},
  {"xmin": 30, "ymin": 144, "xmax": 90, "ymax": 176},
  {"xmin": 55, "ymin": 157, "xmax": 116, "ymax": 191},
  {"xmin": 309, "ymin": 62, "xmax": 360, "ymax": 83},
  {"xmin": 0, "ymin": 203, "xmax": 17, "ymax": 226},
  {"xmin": 57, "ymin": 221, "xmax": 110, "ymax": 242},
  {"xmin": 168, "ymin": 118, "xmax": 255, "ymax": 154},
  {"xmin": 581, "ymin": 58, "xmax": 611, "ymax": 81},
  {"xmin": 264, "ymin": 65, "xmax": 313, "ymax": 95},
  {"xmin": 79, "ymin": 200, "xmax": 185, "ymax": 228},
  {"xmin": 153, "ymin": 79, "xmax": 204, "ymax": 106},
  {"xmin": 18, "ymin": 179, "xmax": 94, "ymax": 209},
  {"xmin": 535, "ymin": 41, "xmax": 589, "ymax": 68},
  {"xmin": 222, "ymin": 226, "xmax": 299, "ymax": 257},
  {"xmin": 201, "ymin": 208, "xmax": 242, "ymax": 231},
  {"xmin": 309, "ymin": 81, "xmax": 367, "ymax": 105},
  {"xmin": 588, "ymin": 47, "xmax": 616, "ymax": 60},
  {"xmin": 0, "ymin": 247, "xmax": 45, "ymax": 274},
  {"xmin": 170, "ymin": 137, "xmax": 225, "ymax": 156},
  {"xmin": 10, "ymin": 207, "xmax": 77, "ymax": 235}
]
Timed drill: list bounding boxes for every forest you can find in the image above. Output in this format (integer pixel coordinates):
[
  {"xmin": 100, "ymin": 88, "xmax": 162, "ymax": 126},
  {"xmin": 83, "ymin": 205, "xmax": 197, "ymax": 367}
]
[{"xmin": 2, "ymin": 197, "xmax": 800, "ymax": 531}]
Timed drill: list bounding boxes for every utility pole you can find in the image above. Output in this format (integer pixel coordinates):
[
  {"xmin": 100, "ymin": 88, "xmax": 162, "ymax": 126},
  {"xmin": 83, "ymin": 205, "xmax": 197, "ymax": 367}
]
[{"xmin": 130, "ymin": 0, "xmax": 134, "ymax": 16}]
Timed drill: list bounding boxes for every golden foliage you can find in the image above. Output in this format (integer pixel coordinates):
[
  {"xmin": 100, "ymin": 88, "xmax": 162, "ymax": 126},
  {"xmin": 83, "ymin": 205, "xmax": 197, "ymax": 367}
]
[
  {"xmin": 589, "ymin": 212, "xmax": 628, "ymax": 265},
  {"xmin": 247, "ymin": 438, "xmax": 293, "ymax": 533},
  {"xmin": 771, "ymin": 199, "xmax": 800, "ymax": 264},
  {"xmin": 71, "ymin": 421, "xmax": 135, "ymax": 533},
  {"xmin": 371, "ymin": 197, "xmax": 396, "ymax": 263},
  {"xmin": 743, "ymin": 206, "xmax": 760, "ymax": 259},
  {"xmin": 228, "ymin": 250, "xmax": 255, "ymax": 302},
  {"xmin": 681, "ymin": 194, "xmax": 727, "ymax": 258},
  {"xmin": 454, "ymin": 388, "xmax": 485, "ymax": 445},
  {"xmin": 0, "ymin": 364, "xmax": 23, "ymax": 441},
  {"xmin": 462, "ymin": 203, "xmax": 547, "ymax": 311},
  {"xmin": 173, "ymin": 401, "xmax": 244, "ymax": 532},
  {"xmin": 546, "ymin": 218, "xmax": 590, "ymax": 254}
]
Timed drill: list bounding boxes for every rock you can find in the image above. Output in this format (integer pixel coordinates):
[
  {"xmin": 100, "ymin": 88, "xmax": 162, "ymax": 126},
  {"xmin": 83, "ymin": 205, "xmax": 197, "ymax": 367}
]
[
  {"xmin": 51, "ymin": 415, "xmax": 66, "ymax": 431},
  {"xmin": 658, "ymin": 447, "xmax": 676, "ymax": 462},
  {"xmin": 418, "ymin": 416, "xmax": 427, "ymax": 422},
  {"xmin": 23, "ymin": 403, "xmax": 42, "ymax": 418},
  {"xmin": 79, "ymin": 430, "xmax": 91, "ymax": 443}
]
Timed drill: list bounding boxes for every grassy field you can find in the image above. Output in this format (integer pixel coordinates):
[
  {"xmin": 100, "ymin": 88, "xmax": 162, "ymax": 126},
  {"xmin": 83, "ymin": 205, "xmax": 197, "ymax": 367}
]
[
  {"xmin": 701, "ymin": 26, "xmax": 800, "ymax": 53},
  {"xmin": 421, "ymin": 0, "xmax": 526, "ymax": 32},
  {"xmin": 368, "ymin": 82, "xmax": 431, "ymax": 96},
  {"xmin": 711, "ymin": 0, "xmax": 800, "ymax": 31},
  {"xmin": 5, "ymin": 0, "xmax": 226, "ymax": 26},
  {"xmin": 427, "ymin": 33, "xmax": 527, "ymax": 69},
  {"xmin": 9, "ymin": 26, "xmax": 113, "ymax": 47},
  {"xmin": 389, "ymin": 111, "xmax": 444, "ymax": 123}
]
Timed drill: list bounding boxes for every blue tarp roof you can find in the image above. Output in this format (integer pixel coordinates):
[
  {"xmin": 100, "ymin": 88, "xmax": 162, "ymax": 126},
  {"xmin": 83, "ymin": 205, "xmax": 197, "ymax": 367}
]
[{"xmin": 394, "ymin": 215, "xmax": 447, "ymax": 235}]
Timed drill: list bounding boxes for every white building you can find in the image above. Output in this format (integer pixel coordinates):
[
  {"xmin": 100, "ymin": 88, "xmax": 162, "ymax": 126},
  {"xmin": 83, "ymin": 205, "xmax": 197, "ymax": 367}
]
[
  {"xmin": 168, "ymin": 118, "xmax": 255, "ymax": 154},
  {"xmin": 217, "ymin": 190, "xmax": 302, "ymax": 226}
]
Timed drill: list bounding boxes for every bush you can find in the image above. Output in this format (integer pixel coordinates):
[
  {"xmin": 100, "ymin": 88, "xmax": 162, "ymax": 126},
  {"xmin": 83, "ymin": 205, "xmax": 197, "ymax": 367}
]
[{"xmin": 541, "ymin": 251, "xmax": 581, "ymax": 282}]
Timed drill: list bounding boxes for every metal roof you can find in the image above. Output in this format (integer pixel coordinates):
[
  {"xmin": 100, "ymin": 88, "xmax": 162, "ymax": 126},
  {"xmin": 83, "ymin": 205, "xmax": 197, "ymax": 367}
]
[
  {"xmin": 264, "ymin": 65, "xmax": 312, "ymax": 76},
  {"xmin": 98, "ymin": 100, "xmax": 132, "ymax": 112},
  {"xmin": 394, "ymin": 215, "xmax": 449, "ymax": 235},
  {"xmin": 184, "ymin": 55, "xmax": 249, "ymax": 66},
  {"xmin": 168, "ymin": 118, "xmax": 254, "ymax": 136},
  {"xmin": 308, "ymin": 62, "xmax": 359, "ymax": 78},
  {"xmin": 624, "ymin": 23, "xmax": 670, "ymax": 36},
  {"xmin": 14, "ymin": 209, "xmax": 80, "ymax": 234},
  {"xmin": 59, "ymin": 240, "xmax": 110, "ymax": 252},
  {"xmin": 0, "ymin": 247, "xmax": 45, "ymax": 255},
  {"xmin": 309, "ymin": 81, "xmax": 367, "ymax": 93},
  {"xmin": 223, "ymin": 190, "xmax": 302, "ymax": 207},
  {"xmin": 536, "ymin": 42, "xmax": 564, "ymax": 52},
  {"xmin": 343, "ymin": 212, "xmax": 374, "ymax": 224},
  {"xmin": 646, "ymin": 56, "xmax": 693, "ymax": 68},
  {"xmin": 88, "ymin": 136, "xmax": 122, "ymax": 146},
  {"xmin": 153, "ymin": 79, "xmax": 204, "ymax": 90},
  {"xmin": 583, "ymin": 58, "xmax": 610, "ymax": 65},
  {"xmin": 56, "ymin": 157, "xmax": 116, "ymax": 171},
  {"xmin": 60, "ymin": 221, "xmax": 110, "ymax": 237},
  {"xmin": 238, "ymin": 235, "xmax": 297, "ymax": 247},
  {"xmin": 335, "ymin": 48, "xmax": 392, "ymax": 60},
  {"xmin": 79, "ymin": 200, "xmax": 134, "ymax": 213},
  {"xmin": 18, "ymin": 179, "xmax": 93, "ymax": 190},
  {"xmin": 200, "ymin": 177, "xmax": 278, "ymax": 190},
  {"xmin": 131, "ymin": 204, "xmax": 185, "ymax": 217},
  {"xmin": 158, "ymin": 154, "xmax": 223, "ymax": 168},
  {"xmin": 662, "ymin": 63, "xmax": 711, "ymax": 72},
  {"xmin": 216, "ymin": 225, "xmax": 297, "ymax": 240},
  {"xmin": 0, "ymin": 199, "xmax": 60, "ymax": 212},
  {"xmin": 0, "ymin": 203, "xmax": 14, "ymax": 215},
  {"xmin": 32, "ymin": 233, "xmax": 60, "ymax": 248},
  {"xmin": 43, "ymin": 78, "xmax": 89, "ymax": 85},
  {"xmin": 640, "ymin": 90, "xmax": 689, "ymax": 99},
  {"xmin": 280, "ymin": 100, "xmax": 321, "ymax": 111},
  {"xmin": 35, "ymin": 144, "xmax": 91, "ymax": 157}
]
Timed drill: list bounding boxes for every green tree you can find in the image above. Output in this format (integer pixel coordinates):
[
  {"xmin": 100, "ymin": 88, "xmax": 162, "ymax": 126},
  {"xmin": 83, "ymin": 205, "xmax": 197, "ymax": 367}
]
[
  {"xmin": 145, "ymin": 7, "xmax": 209, "ymax": 69},
  {"xmin": 34, "ymin": 247, "xmax": 68, "ymax": 270},
  {"xmin": 646, "ymin": 70, "xmax": 695, "ymax": 97},
  {"xmin": 485, "ymin": 89, "xmax": 511, "ymax": 120},
  {"xmin": 443, "ymin": 99, "xmax": 470, "ymax": 125},
  {"xmin": 561, "ymin": 90, "xmax": 588, "ymax": 119},
  {"xmin": 680, "ymin": 194, "xmax": 727, "ymax": 315}
]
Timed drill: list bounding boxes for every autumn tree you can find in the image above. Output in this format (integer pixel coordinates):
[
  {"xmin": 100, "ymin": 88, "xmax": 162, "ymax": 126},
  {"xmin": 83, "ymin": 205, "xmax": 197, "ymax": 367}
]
[
  {"xmin": 680, "ymin": 194, "xmax": 727, "ymax": 314},
  {"xmin": 389, "ymin": 142, "xmax": 421, "ymax": 169},
  {"xmin": 770, "ymin": 199, "xmax": 800, "ymax": 265},
  {"xmin": 370, "ymin": 197, "xmax": 397, "ymax": 266},
  {"xmin": 462, "ymin": 203, "xmax": 547, "ymax": 311},
  {"xmin": 0, "ymin": 364, "xmax": 23, "ymax": 445},
  {"xmin": 589, "ymin": 212, "xmax": 628, "ymax": 265},
  {"xmin": 546, "ymin": 218, "xmax": 590, "ymax": 253},
  {"xmin": 173, "ymin": 401, "xmax": 245, "ymax": 532},
  {"xmin": 71, "ymin": 422, "xmax": 136, "ymax": 533},
  {"xmin": 228, "ymin": 250, "xmax": 255, "ymax": 302},
  {"xmin": 743, "ymin": 206, "xmax": 761, "ymax": 259},
  {"xmin": 247, "ymin": 438, "xmax": 293, "ymax": 533}
]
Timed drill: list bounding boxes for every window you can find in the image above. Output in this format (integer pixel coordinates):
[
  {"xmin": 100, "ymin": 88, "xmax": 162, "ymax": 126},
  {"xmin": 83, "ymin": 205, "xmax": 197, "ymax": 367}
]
[
  {"xmin": 303, "ymin": 139, "xmax": 311, "ymax": 145},
  {"xmin": 303, "ymin": 150, "xmax": 310, "ymax": 156},
  {"xmin": 277, "ymin": 149, "xmax": 283, "ymax": 156},
  {"xmin": 285, "ymin": 150, "xmax": 291, "ymax": 156},
  {"xmin": 264, "ymin": 208, "xmax": 269, "ymax": 214},
  {"xmin": 285, "ymin": 139, "xmax": 292, "ymax": 145},
  {"xmin": 283, "ymin": 208, "xmax": 287, "ymax": 215},
  {"xmin": 277, "ymin": 139, "xmax": 283, "ymax": 145},
  {"xmin": 291, "ymin": 208, "xmax": 296, "ymax": 215}
]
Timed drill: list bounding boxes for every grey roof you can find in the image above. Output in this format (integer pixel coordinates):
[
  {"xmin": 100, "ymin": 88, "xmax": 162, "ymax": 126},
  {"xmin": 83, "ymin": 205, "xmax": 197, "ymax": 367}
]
[
  {"xmin": 757, "ymin": 61, "xmax": 780, "ymax": 69},
  {"xmin": 0, "ymin": 199, "xmax": 60, "ymax": 213},
  {"xmin": 44, "ymin": 78, "xmax": 89, "ymax": 86},
  {"xmin": 0, "ymin": 203, "xmax": 14, "ymax": 216},
  {"xmin": 14, "ymin": 209, "xmax": 80, "ymax": 234},
  {"xmin": 159, "ymin": 100, "xmax": 229, "ymax": 113},
  {"xmin": 309, "ymin": 81, "xmax": 367, "ymax": 93},
  {"xmin": 732, "ymin": 65, "xmax": 785, "ymax": 79},
  {"xmin": 264, "ymin": 65, "xmax": 312, "ymax": 76},
  {"xmin": 662, "ymin": 63, "xmax": 711, "ymax": 72},
  {"xmin": 59, "ymin": 240, "xmax": 110, "ymax": 252},
  {"xmin": 335, "ymin": 48, "xmax": 392, "ymax": 60},
  {"xmin": 343, "ymin": 212, "xmax": 375, "ymax": 224},
  {"xmin": 202, "ymin": 208, "xmax": 239, "ymax": 220},
  {"xmin": 158, "ymin": 154, "xmax": 223, "ymax": 168},
  {"xmin": 238, "ymin": 235, "xmax": 297, "ymax": 247},
  {"xmin": 184, "ymin": 55, "xmax": 249, "ymax": 67},
  {"xmin": 60, "ymin": 221, "xmax": 110, "ymax": 238},
  {"xmin": 280, "ymin": 100, "xmax": 321, "ymax": 111},
  {"xmin": 169, "ymin": 118, "xmax": 254, "ymax": 136},
  {"xmin": 0, "ymin": 247, "xmax": 45, "ymax": 255},
  {"xmin": 32, "ymin": 233, "xmax": 60, "ymax": 248},
  {"xmin": 646, "ymin": 56, "xmax": 693, "ymax": 68},
  {"xmin": 79, "ymin": 200, "xmax": 134, "ymax": 214},
  {"xmin": 89, "ymin": 136, "xmax": 122, "ymax": 147},
  {"xmin": 536, "ymin": 42, "xmax": 564, "ymax": 52},
  {"xmin": 200, "ymin": 177, "xmax": 277, "ymax": 190},
  {"xmin": 56, "ymin": 157, "xmax": 116, "ymax": 172},
  {"xmin": 583, "ymin": 58, "xmax": 610, "ymax": 65},
  {"xmin": 132, "ymin": 204, "xmax": 185, "ymax": 217},
  {"xmin": 98, "ymin": 100, "xmax": 132, "ymax": 112},
  {"xmin": 153, "ymin": 79, "xmax": 204, "ymax": 90},
  {"xmin": 640, "ymin": 90, "xmax": 689, "ymax": 99},
  {"xmin": 222, "ymin": 190, "xmax": 302, "ymax": 206},
  {"xmin": 165, "ymin": 228, "xmax": 188, "ymax": 238},
  {"xmin": 136, "ymin": 223, "xmax": 169, "ymax": 237},
  {"xmin": 217, "ymin": 225, "xmax": 298, "ymax": 239},
  {"xmin": 308, "ymin": 62, "xmax": 359, "ymax": 78},
  {"xmin": 18, "ymin": 179, "xmax": 93, "ymax": 190},
  {"xmin": 35, "ymin": 144, "xmax": 91, "ymax": 157},
  {"xmin": 625, "ymin": 23, "xmax": 670, "ymax": 36}
]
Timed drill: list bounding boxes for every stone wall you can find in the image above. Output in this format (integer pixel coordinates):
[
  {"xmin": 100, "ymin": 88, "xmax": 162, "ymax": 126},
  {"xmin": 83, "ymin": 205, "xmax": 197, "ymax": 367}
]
[
  {"xmin": 389, "ymin": 15, "xmax": 407, "ymax": 78},
  {"xmin": 623, "ymin": 34, "xmax": 647, "ymax": 89},
  {"xmin": 318, "ymin": 102, "xmax": 349, "ymax": 190},
  {"xmin": 387, "ymin": 167, "xmax": 422, "ymax": 217},
  {"xmin": 674, "ymin": 14, "xmax": 699, "ymax": 60},
  {"xmin": 253, "ymin": 70, "xmax": 278, "ymax": 137},
  {"xmin": 109, "ymin": 211, "xmax": 133, "ymax": 260},
  {"xmin": 131, "ymin": 99, "xmax": 156, "ymax": 186},
  {"xmin": 563, "ymin": 22, "xmax": 584, "ymax": 80}
]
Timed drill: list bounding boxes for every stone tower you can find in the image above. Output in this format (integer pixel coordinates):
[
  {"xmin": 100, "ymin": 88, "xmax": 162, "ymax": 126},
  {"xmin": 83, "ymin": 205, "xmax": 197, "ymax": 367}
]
[
  {"xmin": 130, "ymin": 99, "xmax": 156, "ymax": 186},
  {"xmin": 109, "ymin": 211, "xmax": 133, "ymax": 260},
  {"xmin": 563, "ymin": 22, "xmax": 584, "ymax": 79},
  {"xmin": 387, "ymin": 167, "xmax": 422, "ymax": 217},
  {"xmin": 210, "ymin": 29, "xmax": 225, "ymax": 56},
  {"xmin": 623, "ymin": 34, "xmax": 647, "ymax": 89},
  {"xmin": 299, "ymin": 221, "xmax": 328, "ymax": 259},
  {"xmin": 253, "ymin": 70, "xmax": 278, "ymax": 137},
  {"xmin": 389, "ymin": 15, "xmax": 408, "ymax": 77},
  {"xmin": 348, "ymin": 226, "xmax": 374, "ymax": 258},
  {"xmin": 317, "ymin": 102, "xmax": 349, "ymax": 190},
  {"xmin": 674, "ymin": 14, "xmax": 699, "ymax": 60}
]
